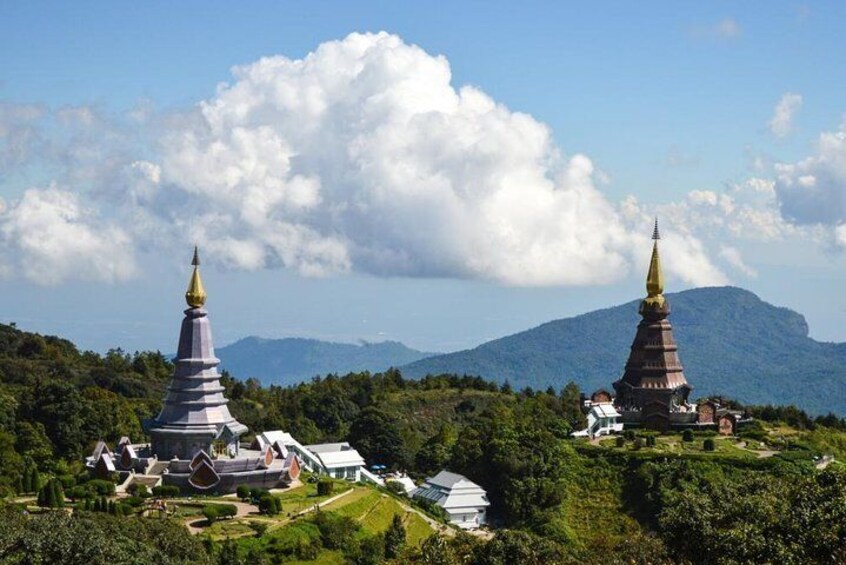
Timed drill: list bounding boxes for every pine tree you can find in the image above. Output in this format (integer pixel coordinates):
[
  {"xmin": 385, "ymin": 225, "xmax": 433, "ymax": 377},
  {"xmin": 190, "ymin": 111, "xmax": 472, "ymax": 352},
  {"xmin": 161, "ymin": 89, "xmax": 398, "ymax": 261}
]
[
  {"xmin": 53, "ymin": 480, "xmax": 65, "ymax": 508},
  {"xmin": 46, "ymin": 481, "xmax": 58, "ymax": 508},
  {"xmin": 36, "ymin": 483, "xmax": 46, "ymax": 507},
  {"xmin": 32, "ymin": 470, "xmax": 42, "ymax": 494},
  {"xmin": 385, "ymin": 513, "xmax": 407, "ymax": 559}
]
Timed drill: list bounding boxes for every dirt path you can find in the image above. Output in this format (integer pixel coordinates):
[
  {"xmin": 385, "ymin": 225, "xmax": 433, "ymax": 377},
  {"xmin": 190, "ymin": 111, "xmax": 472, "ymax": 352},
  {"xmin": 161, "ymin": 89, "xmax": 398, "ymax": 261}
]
[
  {"xmin": 735, "ymin": 440, "xmax": 777, "ymax": 459},
  {"xmin": 292, "ymin": 486, "xmax": 354, "ymax": 517},
  {"xmin": 182, "ymin": 485, "xmax": 355, "ymax": 535}
]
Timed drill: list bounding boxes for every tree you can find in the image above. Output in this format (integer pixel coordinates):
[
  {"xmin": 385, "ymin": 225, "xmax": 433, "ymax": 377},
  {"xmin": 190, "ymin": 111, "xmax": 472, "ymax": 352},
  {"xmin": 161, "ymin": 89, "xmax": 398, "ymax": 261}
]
[
  {"xmin": 317, "ymin": 480, "xmax": 334, "ymax": 497},
  {"xmin": 218, "ymin": 540, "xmax": 243, "ymax": 565},
  {"xmin": 415, "ymin": 424, "xmax": 457, "ymax": 475},
  {"xmin": 419, "ymin": 535, "xmax": 458, "ymax": 565},
  {"xmin": 356, "ymin": 535, "xmax": 384, "ymax": 565},
  {"xmin": 384, "ymin": 514, "xmax": 406, "ymax": 559},
  {"xmin": 236, "ymin": 484, "xmax": 250, "ymax": 501},
  {"xmin": 348, "ymin": 407, "xmax": 408, "ymax": 468},
  {"xmin": 0, "ymin": 431, "xmax": 23, "ymax": 492}
]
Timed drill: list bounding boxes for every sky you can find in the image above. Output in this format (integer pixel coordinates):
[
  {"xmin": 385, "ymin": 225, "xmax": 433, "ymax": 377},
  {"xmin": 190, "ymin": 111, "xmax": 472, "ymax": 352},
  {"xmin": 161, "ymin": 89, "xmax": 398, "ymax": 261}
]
[{"xmin": 2, "ymin": 1, "xmax": 846, "ymax": 354}]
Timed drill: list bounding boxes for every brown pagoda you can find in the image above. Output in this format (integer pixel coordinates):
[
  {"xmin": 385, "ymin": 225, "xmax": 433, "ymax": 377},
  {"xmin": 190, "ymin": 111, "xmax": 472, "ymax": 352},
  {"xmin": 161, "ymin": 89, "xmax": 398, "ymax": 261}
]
[{"xmin": 612, "ymin": 220, "xmax": 695, "ymax": 431}]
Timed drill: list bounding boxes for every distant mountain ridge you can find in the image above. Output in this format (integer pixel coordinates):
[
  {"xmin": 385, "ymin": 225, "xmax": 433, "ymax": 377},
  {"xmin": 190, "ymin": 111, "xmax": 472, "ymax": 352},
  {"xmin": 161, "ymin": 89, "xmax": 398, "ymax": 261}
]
[
  {"xmin": 400, "ymin": 286, "xmax": 846, "ymax": 415},
  {"xmin": 216, "ymin": 336, "xmax": 436, "ymax": 385}
]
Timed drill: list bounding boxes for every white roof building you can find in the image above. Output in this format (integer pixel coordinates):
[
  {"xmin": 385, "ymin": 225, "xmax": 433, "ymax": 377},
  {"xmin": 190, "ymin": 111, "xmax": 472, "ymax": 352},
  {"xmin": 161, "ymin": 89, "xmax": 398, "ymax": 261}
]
[
  {"xmin": 251, "ymin": 431, "xmax": 373, "ymax": 483},
  {"xmin": 413, "ymin": 470, "xmax": 489, "ymax": 530},
  {"xmin": 305, "ymin": 443, "xmax": 365, "ymax": 481},
  {"xmin": 573, "ymin": 403, "xmax": 624, "ymax": 439}
]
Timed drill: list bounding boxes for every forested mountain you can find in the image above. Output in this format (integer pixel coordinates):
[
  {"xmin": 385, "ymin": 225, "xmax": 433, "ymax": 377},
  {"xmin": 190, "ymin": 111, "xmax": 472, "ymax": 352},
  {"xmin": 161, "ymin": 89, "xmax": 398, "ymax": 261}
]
[
  {"xmin": 401, "ymin": 286, "xmax": 846, "ymax": 415},
  {"xmin": 216, "ymin": 337, "xmax": 435, "ymax": 385},
  {"xmin": 3, "ymin": 318, "xmax": 846, "ymax": 564}
]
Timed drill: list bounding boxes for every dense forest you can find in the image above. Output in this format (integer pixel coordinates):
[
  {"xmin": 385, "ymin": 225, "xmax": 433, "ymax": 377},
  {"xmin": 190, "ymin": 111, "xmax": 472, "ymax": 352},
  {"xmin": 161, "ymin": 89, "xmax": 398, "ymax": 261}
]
[{"xmin": 2, "ymin": 320, "xmax": 846, "ymax": 564}]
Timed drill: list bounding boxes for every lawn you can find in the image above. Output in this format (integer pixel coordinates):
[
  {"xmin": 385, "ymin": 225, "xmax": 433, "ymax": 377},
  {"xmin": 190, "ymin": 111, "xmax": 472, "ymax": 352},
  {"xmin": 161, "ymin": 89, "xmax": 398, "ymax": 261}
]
[
  {"xmin": 205, "ymin": 519, "xmax": 256, "ymax": 540},
  {"xmin": 321, "ymin": 488, "xmax": 434, "ymax": 546},
  {"xmin": 276, "ymin": 480, "xmax": 353, "ymax": 515}
]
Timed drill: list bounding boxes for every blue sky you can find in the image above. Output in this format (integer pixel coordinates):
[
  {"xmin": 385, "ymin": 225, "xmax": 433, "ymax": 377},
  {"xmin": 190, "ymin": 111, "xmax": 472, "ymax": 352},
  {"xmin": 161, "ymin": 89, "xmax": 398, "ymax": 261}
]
[{"xmin": 2, "ymin": 1, "xmax": 846, "ymax": 354}]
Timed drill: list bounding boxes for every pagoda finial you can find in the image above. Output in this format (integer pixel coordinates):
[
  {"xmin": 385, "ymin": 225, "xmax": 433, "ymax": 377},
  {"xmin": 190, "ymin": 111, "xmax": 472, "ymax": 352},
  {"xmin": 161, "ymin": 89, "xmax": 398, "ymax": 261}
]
[
  {"xmin": 185, "ymin": 246, "xmax": 207, "ymax": 308},
  {"xmin": 645, "ymin": 220, "xmax": 664, "ymax": 304}
]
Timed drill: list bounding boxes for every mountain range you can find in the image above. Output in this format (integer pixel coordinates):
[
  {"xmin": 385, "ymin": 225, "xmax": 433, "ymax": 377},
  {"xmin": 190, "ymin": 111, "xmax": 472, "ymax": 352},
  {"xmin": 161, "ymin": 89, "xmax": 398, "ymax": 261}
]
[
  {"xmin": 217, "ymin": 287, "xmax": 846, "ymax": 415},
  {"xmin": 216, "ymin": 337, "xmax": 435, "ymax": 384}
]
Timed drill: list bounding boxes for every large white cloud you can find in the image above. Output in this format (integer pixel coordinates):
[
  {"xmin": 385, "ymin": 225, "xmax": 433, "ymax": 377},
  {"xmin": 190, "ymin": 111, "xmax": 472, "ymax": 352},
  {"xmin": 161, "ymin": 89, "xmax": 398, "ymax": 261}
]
[
  {"xmin": 0, "ymin": 186, "xmax": 136, "ymax": 284},
  {"xmin": 0, "ymin": 32, "xmax": 727, "ymax": 287},
  {"xmin": 774, "ymin": 123, "xmax": 846, "ymax": 228}
]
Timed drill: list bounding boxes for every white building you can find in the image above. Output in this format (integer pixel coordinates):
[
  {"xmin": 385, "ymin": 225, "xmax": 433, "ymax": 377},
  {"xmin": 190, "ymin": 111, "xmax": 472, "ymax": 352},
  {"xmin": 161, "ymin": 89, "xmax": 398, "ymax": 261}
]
[
  {"xmin": 574, "ymin": 403, "xmax": 624, "ymax": 439},
  {"xmin": 305, "ymin": 442, "xmax": 365, "ymax": 481},
  {"xmin": 252, "ymin": 432, "xmax": 369, "ymax": 483},
  {"xmin": 413, "ymin": 470, "xmax": 489, "ymax": 530}
]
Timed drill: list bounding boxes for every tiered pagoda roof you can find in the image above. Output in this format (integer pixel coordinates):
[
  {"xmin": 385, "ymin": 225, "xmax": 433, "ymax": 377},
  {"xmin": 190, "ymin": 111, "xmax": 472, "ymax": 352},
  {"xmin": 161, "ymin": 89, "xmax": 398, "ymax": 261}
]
[
  {"xmin": 147, "ymin": 248, "xmax": 247, "ymax": 459},
  {"xmin": 613, "ymin": 221, "xmax": 692, "ymax": 425}
]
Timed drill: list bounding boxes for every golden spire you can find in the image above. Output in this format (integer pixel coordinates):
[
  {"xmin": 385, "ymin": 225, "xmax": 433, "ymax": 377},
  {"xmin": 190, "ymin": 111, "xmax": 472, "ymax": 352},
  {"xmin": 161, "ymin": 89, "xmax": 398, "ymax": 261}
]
[
  {"xmin": 185, "ymin": 246, "xmax": 207, "ymax": 308},
  {"xmin": 645, "ymin": 219, "xmax": 664, "ymax": 306}
]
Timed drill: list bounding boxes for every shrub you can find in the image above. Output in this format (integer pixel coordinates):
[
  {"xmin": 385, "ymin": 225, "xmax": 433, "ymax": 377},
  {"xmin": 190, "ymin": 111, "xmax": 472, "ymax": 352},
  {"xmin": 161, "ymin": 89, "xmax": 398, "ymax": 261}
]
[
  {"xmin": 682, "ymin": 429, "xmax": 694, "ymax": 442},
  {"xmin": 250, "ymin": 487, "xmax": 269, "ymax": 502},
  {"xmin": 251, "ymin": 522, "xmax": 269, "ymax": 537},
  {"xmin": 313, "ymin": 512, "xmax": 360, "ymax": 549},
  {"xmin": 125, "ymin": 496, "xmax": 145, "ymax": 507},
  {"xmin": 57, "ymin": 475, "xmax": 76, "ymax": 490},
  {"xmin": 202, "ymin": 505, "xmax": 219, "ymax": 524},
  {"xmin": 386, "ymin": 481, "xmax": 407, "ymax": 496},
  {"xmin": 85, "ymin": 479, "xmax": 116, "ymax": 496},
  {"xmin": 624, "ymin": 429, "xmax": 636, "ymax": 441},
  {"xmin": 236, "ymin": 484, "xmax": 251, "ymax": 500},
  {"xmin": 615, "ymin": 436, "xmax": 626, "ymax": 448},
  {"xmin": 151, "ymin": 485, "xmax": 180, "ymax": 498},
  {"xmin": 703, "ymin": 438, "xmax": 716, "ymax": 452},
  {"xmin": 259, "ymin": 495, "xmax": 281, "ymax": 515},
  {"xmin": 633, "ymin": 438, "xmax": 644, "ymax": 450},
  {"xmin": 317, "ymin": 479, "xmax": 334, "ymax": 497},
  {"xmin": 646, "ymin": 435, "xmax": 657, "ymax": 447},
  {"xmin": 68, "ymin": 485, "xmax": 90, "ymax": 501},
  {"xmin": 128, "ymin": 483, "xmax": 151, "ymax": 498}
]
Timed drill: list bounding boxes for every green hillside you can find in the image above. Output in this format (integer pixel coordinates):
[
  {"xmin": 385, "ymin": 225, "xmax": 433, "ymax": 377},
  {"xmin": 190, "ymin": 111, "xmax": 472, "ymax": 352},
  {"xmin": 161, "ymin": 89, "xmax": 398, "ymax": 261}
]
[
  {"xmin": 402, "ymin": 286, "xmax": 846, "ymax": 415},
  {"xmin": 217, "ymin": 337, "xmax": 436, "ymax": 385},
  {"xmin": 3, "ymin": 321, "xmax": 846, "ymax": 563}
]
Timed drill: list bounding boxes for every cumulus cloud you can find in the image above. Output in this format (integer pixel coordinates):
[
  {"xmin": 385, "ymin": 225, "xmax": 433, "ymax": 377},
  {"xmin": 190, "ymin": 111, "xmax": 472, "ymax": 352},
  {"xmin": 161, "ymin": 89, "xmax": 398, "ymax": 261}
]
[
  {"xmin": 0, "ymin": 32, "xmax": 727, "ymax": 287},
  {"xmin": 768, "ymin": 93, "xmax": 802, "ymax": 138},
  {"xmin": 774, "ymin": 123, "xmax": 846, "ymax": 227},
  {"xmin": 0, "ymin": 186, "xmax": 136, "ymax": 284}
]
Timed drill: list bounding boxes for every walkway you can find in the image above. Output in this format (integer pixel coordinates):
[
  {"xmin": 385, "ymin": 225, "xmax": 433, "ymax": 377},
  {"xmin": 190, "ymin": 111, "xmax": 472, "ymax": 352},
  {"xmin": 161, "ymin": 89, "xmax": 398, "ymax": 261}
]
[
  {"xmin": 736, "ymin": 440, "xmax": 777, "ymax": 458},
  {"xmin": 182, "ymin": 484, "xmax": 355, "ymax": 535}
]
